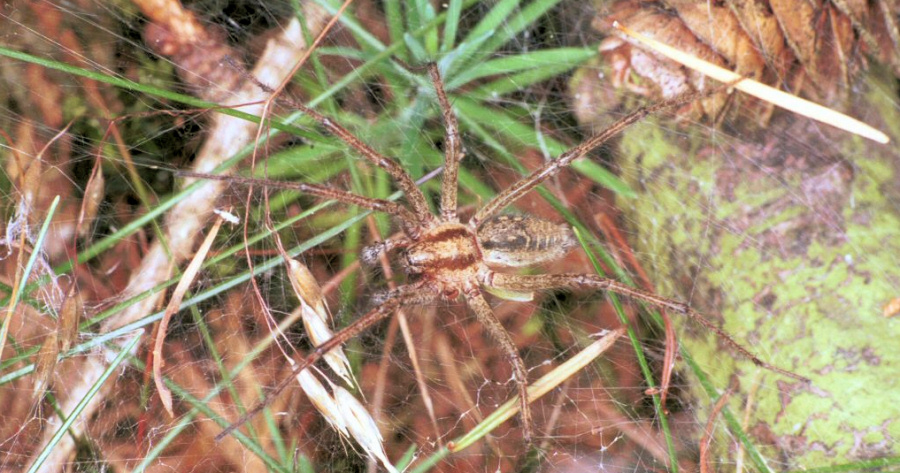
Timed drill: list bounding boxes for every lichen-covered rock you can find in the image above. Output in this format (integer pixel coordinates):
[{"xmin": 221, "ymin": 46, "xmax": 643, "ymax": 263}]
[{"xmin": 608, "ymin": 72, "xmax": 900, "ymax": 468}]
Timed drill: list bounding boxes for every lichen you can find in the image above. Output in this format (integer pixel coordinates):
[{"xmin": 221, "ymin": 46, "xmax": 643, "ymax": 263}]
[{"xmin": 615, "ymin": 72, "xmax": 900, "ymax": 468}]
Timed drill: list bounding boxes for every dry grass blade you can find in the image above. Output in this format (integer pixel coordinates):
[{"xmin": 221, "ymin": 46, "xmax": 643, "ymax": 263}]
[
  {"xmin": 449, "ymin": 328, "xmax": 625, "ymax": 453},
  {"xmin": 152, "ymin": 214, "xmax": 226, "ymax": 416},
  {"xmin": 613, "ymin": 21, "xmax": 891, "ymax": 144},
  {"xmin": 699, "ymin": 377, "xmax": 739, "ymax": 473},
  {"xmin": 288, "ymin": 259, "xmax": 355, "ymax": 386}
]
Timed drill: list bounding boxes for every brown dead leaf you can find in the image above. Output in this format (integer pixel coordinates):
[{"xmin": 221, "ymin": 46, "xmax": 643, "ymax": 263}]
[
  {"xmin": 596, "ymin": 0, "xmax": 900, "ymax": 122},
  {"xmin": 675, "ymin": 6, "xmax": 766, "ymax": 79},
  {"xmin": 58, "ymin": 283, "xmax": 81, "ymax": 353},
  {"xmin": 32, "ymin": 330, "xmax": 59, "ymax": 400},
  {"xmin": 78, "ymin": 157, "xmax": 105, "ymax": 238}
]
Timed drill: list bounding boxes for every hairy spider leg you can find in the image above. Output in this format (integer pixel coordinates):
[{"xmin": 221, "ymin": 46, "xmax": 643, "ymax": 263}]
[
  {"xmin": 178, "ymin": 171, "xmax": 422, "ymax": 236},
  {"xmin": 469, "ymin": 89, "xmax": 716, "ymax": 227},
  {"xmin": 238, "ymin": 71, "xmax": 435, "ymax": 228},
  {"xmin": 427, "ymin": 63, "xmax": 464, "ymax": 223},
  {"xmin": 488, "ymin": 272, "xmax": 811, "ymax": 383},
  {"xmin": 463, "ymin": 287, "xmax": 534, "ymax": 440},
  {"xmin": 425, "ymin": 63, "xmax": 537, "ymax": 441},
  {"xmin": 216, "ymin": 282, "xmax": 438, "ymax": 442}
]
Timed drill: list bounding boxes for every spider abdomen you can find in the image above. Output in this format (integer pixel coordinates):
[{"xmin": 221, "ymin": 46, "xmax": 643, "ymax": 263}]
[{"xmin": 477, "ymin": 215, "xmax": 576, "ymax": 267}]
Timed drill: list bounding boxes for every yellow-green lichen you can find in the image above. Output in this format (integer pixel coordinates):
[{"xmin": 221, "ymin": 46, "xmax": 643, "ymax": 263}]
[{"xmin": 613, "ymin": 75, "xmax": 900, "ymax": 469}]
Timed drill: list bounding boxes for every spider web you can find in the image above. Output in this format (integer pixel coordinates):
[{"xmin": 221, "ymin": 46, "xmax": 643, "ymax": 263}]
[{"xmin": 1, "ymin": 1, "xmax": 898, "ymax": 472}]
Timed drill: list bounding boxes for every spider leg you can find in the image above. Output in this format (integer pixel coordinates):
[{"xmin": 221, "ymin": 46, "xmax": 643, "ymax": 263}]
[
  {"xmin": 215, "ymin": 282, "xmax": 438, "ymax": 442},
  {"xmin": 463, "ymin": 287, "xmax": 535, "ymax": 443},
  {"xmin": 488, "ymin": 272, "xmax": 811, "ymax": 383},
  {"xmin": 426, "ymin": 63, "xmax": 463, "ymax": 223},
  {"xmin": 268, "ymin": 95, "xmax": 435, "ymax": 226},
  {"xmin": 179, "ymin": 170, "xmax": 423, "ymax": 236},
  {"xmin": 360, "ymin": 235, "xmax": 411, "ymax": 267},
  {"xmin": 237, "ymin": 71, "xmax": 435, "ymax": 225},
  {"xmin": 470, "ymin": 88, "xmax": 718, "ymax": 227}
]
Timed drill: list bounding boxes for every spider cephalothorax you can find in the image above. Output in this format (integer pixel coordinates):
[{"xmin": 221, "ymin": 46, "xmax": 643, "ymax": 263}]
[
  {"xmin": 399, "ymin": 214, "xmax": 576, "ymax": 301},
  {"xmin": 188, "ymin": 63, "xmax": 808, "ymax": 444},
  {"xmin": 403, "ymin": 223, "xmax": 484, "ymax": 285}
]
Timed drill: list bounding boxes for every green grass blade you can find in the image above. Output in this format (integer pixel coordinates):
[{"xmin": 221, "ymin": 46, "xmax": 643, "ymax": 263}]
[
  {"xmin": 446, "ymin": 47, "xmax": 595, "ymax": 90},
  {"xmin": 16, "ymin": 196, "xmax": 60, "ymax": 299},
  {"xmin": 453, "ymin": 97, "xmax": 633, "ymax": 197},
  {"xmin": 312, "ymin": 0, "xmax": 387, "ymax": 53},
  {"xmin": 383, "ymin": 0, "xmax": 406, "ymax": 60},
  {"xmin": 438, "ymin": 29, "xmax": 494, "ymax": 78},
  {"xmin": 468, "ymin": 60, "xmax": 586, "ymax": 99},
  {"xmin": 413, "ymin": 0, "xmax": 439, "ymax": 54},
  {"xmin": 294, "ymin": 1, "xmax": 340, "ymax": 116},
  {"xmin": 254, "ymin": 144, "xmax": 344, "ymax": 180},
  {"xmin": 404, "ymin": 32, "xmax": 430, "ymax": 64},
  {"xmin": 574, "ymin": 158, "xmax": 636, "ymax": 198},
  {"xmin": 459, "ymin": 0, "xmax": 519, "ymax": 46},
  {"xmin": 574, "ymin": 228, "xmax": 680, "ymax": 473},
  {"xmin": 440, "ymin": 0, "xmax": 464, "ymax": 53},
  {"xmin": 457, "ymin": 0, "xmax": 564, "ymax": 71}
]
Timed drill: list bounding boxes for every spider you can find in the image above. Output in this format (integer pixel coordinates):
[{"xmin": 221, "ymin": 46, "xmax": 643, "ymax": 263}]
[{"xmin": 184, "ymin": 63, "xmax": 808, "ymax": 444}]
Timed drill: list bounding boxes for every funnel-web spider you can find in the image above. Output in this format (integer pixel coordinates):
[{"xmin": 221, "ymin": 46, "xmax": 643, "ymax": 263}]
[{"xmin": 184, "ymin": 63, "xmax": 808, "ymax": 443}]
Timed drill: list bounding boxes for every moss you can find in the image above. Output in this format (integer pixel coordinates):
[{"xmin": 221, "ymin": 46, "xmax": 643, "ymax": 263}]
[{"xmin": 615, "ymin": 71, "xmax": 900, "ymax": 468}]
